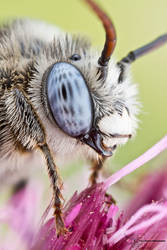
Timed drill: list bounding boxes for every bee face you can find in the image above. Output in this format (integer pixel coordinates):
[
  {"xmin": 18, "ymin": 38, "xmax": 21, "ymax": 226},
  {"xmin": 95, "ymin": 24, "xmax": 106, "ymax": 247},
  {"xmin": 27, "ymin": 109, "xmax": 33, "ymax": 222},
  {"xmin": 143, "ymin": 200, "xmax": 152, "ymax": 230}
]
[{"xmin": 39, "ymin": 43, "xmax": 137, "ymax": 157}]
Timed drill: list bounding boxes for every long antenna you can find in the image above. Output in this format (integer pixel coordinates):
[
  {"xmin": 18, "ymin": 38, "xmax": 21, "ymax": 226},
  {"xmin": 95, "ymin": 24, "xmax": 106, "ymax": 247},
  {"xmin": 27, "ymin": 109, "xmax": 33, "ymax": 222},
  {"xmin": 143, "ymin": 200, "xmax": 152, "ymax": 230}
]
[
  {"xmin": 120, "ymin": 34, "xmax": 167, "ymax": 64},
  {"xmin": 84, "ymin": 0, "xmax": 116, "ymax": 67}
]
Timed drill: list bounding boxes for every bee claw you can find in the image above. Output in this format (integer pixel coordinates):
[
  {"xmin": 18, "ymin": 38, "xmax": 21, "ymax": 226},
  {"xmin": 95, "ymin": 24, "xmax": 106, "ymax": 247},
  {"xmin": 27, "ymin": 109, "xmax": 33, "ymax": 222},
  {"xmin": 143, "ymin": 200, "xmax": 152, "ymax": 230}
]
[
  {"xmin": 105, "ymin": 192, "xmax": 116, "ymax": 205},
  {"xmin": 56, "ymin": 225, "xmax": 69, "ymax": 237},
  {"xmin": 55, "ymin": 216, "xmax": 68, "ymax": 237}
]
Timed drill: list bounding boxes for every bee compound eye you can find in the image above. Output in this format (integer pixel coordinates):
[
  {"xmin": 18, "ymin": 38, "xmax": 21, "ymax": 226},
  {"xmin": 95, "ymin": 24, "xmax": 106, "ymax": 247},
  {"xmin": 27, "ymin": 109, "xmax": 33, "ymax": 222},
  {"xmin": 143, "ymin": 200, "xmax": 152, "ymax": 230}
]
[{"xmin": 46, "ymin": 62, "xmax": 93, "ymax": 137}]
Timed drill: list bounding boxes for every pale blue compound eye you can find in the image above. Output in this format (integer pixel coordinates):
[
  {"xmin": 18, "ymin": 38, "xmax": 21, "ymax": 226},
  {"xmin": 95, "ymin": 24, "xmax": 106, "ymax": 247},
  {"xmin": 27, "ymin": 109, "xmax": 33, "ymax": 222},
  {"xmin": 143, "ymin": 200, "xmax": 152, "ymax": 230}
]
[{"xmin": 47, "ymin": 62, "xmax": 93, "ymax": 137}]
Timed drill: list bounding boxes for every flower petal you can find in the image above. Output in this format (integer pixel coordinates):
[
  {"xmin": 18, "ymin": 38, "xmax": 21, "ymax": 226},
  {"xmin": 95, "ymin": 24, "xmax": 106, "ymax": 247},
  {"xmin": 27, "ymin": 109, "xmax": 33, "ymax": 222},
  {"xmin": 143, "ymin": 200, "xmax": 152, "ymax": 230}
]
[
  {"xmin": 104, "ymin": 135, "xmax": 167, "ymax": 189},
  {"xmin": 0, "ymin": 182, "xmax": 42, "ymax": 248}
]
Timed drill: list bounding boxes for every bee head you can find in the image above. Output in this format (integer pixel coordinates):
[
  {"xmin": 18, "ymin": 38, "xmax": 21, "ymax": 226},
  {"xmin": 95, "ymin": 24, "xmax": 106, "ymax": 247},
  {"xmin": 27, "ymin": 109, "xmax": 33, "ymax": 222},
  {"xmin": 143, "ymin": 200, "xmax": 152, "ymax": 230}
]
[
  {"xmin": 45, "ymin": 59, "xmax": 130, "ymax": 157},
  {"xmin": 38, "ymin": 0, "xmax": 167, "ymax": 157},
  {"xmin": 40, "ymin": 0, "xmax": 117, "ymax": 157}
]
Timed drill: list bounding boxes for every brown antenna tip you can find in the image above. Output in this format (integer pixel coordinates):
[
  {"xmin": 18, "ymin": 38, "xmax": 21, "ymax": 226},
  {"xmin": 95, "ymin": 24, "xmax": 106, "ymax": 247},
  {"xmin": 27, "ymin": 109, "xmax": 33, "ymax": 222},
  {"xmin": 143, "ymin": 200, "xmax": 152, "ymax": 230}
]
[{"xmin": 84, "ymin": 0, "xmax": 116, "ymax": 66}]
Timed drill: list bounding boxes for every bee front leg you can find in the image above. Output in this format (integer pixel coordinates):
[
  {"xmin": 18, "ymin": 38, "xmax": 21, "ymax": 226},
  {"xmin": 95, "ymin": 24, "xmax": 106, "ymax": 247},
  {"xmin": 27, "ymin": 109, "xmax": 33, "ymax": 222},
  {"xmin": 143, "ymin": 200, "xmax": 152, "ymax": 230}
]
[
  {"xmin": 39, "ymin": 144, "xmax": 67, "ymax": 235},
  {"xmin": 3, "ymin": 87, "xmax": 66, "ymax": 235},
  {"xmin": 89, "ymin": 156, "xmax": 106, "ymax": 185},
  {"xmin": 89, "ymin": 156, "xmax": 116, "ymax": 204}
]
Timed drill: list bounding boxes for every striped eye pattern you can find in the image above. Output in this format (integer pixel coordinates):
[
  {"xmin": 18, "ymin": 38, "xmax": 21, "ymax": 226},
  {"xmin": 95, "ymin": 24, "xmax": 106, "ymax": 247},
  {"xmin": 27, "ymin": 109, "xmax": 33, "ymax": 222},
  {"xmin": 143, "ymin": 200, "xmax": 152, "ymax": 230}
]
[{"xmin": 47, "ymin": 62, "xmax": 93, "ymax": 137}]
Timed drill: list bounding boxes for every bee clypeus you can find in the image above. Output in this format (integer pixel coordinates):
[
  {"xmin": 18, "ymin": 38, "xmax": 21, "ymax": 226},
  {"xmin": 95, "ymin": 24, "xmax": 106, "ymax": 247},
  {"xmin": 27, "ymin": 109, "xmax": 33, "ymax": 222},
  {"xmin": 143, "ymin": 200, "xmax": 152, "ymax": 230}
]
[{"xmin": 0, "ymin": 0, "xmax": 166, "ymax": 234}]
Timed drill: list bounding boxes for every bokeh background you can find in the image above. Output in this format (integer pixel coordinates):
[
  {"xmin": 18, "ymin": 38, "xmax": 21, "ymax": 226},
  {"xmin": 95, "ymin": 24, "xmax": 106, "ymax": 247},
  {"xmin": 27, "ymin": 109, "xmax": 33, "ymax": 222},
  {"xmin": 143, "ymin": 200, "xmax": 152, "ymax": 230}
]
[{"xmin": 0, "ymin": 0, "xmax": 167, "ymax": 201}]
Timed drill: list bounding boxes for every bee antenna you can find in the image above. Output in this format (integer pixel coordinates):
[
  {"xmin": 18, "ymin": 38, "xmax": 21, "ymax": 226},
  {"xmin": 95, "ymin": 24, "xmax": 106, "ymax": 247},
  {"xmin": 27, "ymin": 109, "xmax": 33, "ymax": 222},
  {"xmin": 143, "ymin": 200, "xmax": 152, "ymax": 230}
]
[
  {"xmin": 119, "ymin": 34, "xmax": 167, "ymax": 64},
  {"xmin": 84, "ymin": 0, "xmax": 116, "ymax": 67},
  {"xmin": 117, "ymin": 34, "xmax": 167, "ymax": 83}
]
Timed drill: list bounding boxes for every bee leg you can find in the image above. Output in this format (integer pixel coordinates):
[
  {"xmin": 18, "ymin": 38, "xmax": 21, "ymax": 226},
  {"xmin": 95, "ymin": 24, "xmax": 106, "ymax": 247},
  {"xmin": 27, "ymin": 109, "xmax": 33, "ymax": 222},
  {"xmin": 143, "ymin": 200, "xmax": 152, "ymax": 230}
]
[
  {"xmin": 105, "ymin": 192, "xmax": 116, "ymax": 205},
  {"xmin": 39, "ymin": 144, "xmax": 67, "ymax": 235},
  {"xmin": 89, "ymin": 157, "xmax": 116, "ymax": 204},
  {"xmin": 89, "ymin": 156, "xmax": 106, "ymax": 185},
  {"xmin": 4, "ymin": 88, "xmax": 66, "ymax": 235}
]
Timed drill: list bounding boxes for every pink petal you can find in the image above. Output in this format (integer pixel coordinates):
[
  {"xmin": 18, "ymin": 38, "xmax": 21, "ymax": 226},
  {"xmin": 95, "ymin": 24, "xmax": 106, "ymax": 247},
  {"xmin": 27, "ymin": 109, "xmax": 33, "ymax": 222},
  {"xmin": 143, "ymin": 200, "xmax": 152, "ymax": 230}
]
[
  {"xmin": 124, "ymin": 168, "xmax": 167, "ymax": 219},
  {"xmin": 0, "ymin": 182, "xmax": 42, "ymax": 248},
  {"xmin": 65, "ymin": 203, "xmax": 82, "ymax": 226},
  {"xmin": 104, "ymin": 135, "xmax": 167, "ymax": 189},
  {"xmin": 32, "ymin": 184, "xmax": 117, "ymax": 250},
  {"xmin": 108, "ymin": 203, "xmax": 167, "ymax": 248}
]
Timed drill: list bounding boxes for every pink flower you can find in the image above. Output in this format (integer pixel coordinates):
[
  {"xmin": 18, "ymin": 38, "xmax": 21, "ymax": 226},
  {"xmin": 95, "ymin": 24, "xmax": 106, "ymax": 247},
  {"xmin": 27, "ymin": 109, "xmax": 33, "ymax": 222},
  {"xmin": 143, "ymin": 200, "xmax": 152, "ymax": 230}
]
[
  {"xmin": 124, "ymin": 167, "xmax": 167, "ymax": 220},
  {"xmin": 1, "ymin": 135, "xmax": 167, "ymax": 249},
  {"xmin": 0, "ymin": 182, "xmax": 42, "ymax": 250}
]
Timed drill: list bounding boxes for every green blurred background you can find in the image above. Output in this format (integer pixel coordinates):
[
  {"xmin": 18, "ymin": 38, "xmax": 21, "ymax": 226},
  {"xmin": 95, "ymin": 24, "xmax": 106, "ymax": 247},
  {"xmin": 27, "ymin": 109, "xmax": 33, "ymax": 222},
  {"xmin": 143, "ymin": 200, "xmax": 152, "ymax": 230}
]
[{"xmin": 0, "ymin": 0, "xmax": 167, "ymax": 194}]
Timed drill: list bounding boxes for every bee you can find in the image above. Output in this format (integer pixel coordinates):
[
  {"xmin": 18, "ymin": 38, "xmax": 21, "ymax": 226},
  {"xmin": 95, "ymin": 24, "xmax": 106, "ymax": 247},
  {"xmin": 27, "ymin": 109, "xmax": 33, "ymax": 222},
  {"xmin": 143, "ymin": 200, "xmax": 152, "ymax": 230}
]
[{"xmin": 0, "ymin": 0, "xmax": 166, "ymax": 234}]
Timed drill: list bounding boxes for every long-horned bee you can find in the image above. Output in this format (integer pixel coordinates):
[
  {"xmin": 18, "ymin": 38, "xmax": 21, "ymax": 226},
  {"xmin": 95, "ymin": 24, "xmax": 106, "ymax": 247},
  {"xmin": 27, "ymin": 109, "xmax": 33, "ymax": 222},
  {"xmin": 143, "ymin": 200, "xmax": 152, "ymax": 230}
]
[{"xmin": 0, "ymin": 0, "xmax": 166, "ymax": 234}]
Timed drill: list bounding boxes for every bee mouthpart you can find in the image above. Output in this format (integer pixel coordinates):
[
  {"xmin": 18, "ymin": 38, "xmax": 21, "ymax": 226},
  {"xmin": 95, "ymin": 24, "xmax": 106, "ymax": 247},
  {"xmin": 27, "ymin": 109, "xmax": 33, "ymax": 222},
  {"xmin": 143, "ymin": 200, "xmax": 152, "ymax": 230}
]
[{"xmin": 80, "ymin": 130, "xmax": 113, "ymax": 157}]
